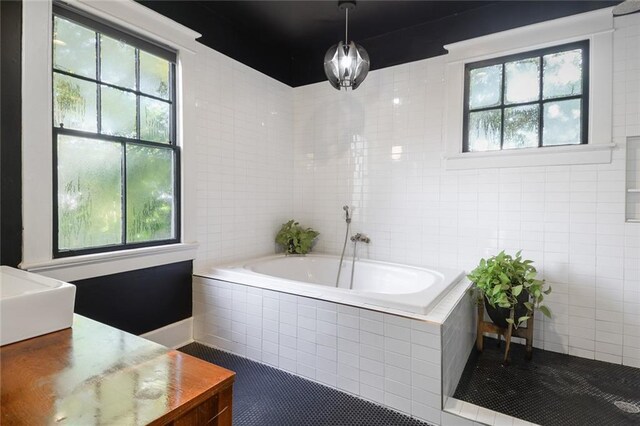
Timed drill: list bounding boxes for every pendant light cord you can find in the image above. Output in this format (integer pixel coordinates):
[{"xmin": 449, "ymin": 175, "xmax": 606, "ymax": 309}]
[{"xmin": 345, "ymin": 7, "xmax": 349, "ymax": 43}]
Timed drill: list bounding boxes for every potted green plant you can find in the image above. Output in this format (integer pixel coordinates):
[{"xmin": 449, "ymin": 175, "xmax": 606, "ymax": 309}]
[
  {"xmin": 275, "ymin": 220, "xmax": 319, "ymax": 255},
  {"xmin": 467, "ymin": 250, "xmax": 552, "ymax": 361}
]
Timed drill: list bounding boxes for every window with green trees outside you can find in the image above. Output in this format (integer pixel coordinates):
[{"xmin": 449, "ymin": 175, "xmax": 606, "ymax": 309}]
[
  {"xmin": 52, "ymin": 5, "xmax": 179, "ymax": 257},
  {"xmin": 463, "ymin": 40, "xmax": 589, "ymax": 153}
]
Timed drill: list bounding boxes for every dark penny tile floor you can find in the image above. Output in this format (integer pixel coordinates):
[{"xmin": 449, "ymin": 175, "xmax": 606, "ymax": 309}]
[
  {"xmin": 180, "ymin": 342, "xmax": 433, "ymax": 426},
  {"xmin": 453, "ymin": 337, "xmax": 640, "ymax": 425}
]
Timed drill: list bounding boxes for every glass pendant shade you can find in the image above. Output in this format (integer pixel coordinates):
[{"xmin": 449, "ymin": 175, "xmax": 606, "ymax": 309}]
[{"xmin": 324, "ymin": 41, "xmax": 370, "ymax": 90}]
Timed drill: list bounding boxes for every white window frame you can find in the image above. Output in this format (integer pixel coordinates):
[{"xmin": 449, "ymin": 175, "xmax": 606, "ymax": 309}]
[
  {"xmin": 442, "ymin": 7, "xmax": 615, "ymax": 170},
  {"xmin": 21, "ymin": 0, "xmax": 201, "ymax": 281}
]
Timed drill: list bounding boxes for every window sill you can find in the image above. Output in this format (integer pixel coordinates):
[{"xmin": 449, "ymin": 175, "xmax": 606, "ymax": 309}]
[
  {"xmin": 20, "ymin": 242, "xmax": 199, "ymax": 282},
  {"xmin": 444, "ymin": 143, "xmax": 615, "ymax": 170}
]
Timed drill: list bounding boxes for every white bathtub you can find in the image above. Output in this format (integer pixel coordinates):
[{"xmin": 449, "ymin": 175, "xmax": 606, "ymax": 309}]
[{"xmin": 194, "ymin": 254, "xmax": 464, "ymax": 315}]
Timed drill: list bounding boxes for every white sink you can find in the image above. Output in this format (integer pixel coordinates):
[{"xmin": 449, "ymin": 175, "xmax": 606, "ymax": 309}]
[{"xmin": 0, "ymin": 266, "xmax": 76, "ymax": 346}]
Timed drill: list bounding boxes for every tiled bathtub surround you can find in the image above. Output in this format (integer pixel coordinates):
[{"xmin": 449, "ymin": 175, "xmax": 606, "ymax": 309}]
[
  {"xmin": 193, "ymin": 276, "xmax": 472, "ymax": 425},
  {"xmin": 289, "ymin": 13, "xmax": 640, "ymax": 367},
  {"xmin": 442, "ymin": 292, "xmax": 476, "ymax": 400}
]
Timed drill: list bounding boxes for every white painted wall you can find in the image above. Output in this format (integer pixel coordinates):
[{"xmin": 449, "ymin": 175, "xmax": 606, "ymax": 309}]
[{"xmin": 290, "ymin": 12, "xmax": 640, "ymax": 368}]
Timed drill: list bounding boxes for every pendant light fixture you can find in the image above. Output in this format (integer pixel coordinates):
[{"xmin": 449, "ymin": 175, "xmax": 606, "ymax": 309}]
[{"xmin": 324, "ymin": 0, "xmax": 370, "ymax": 90}]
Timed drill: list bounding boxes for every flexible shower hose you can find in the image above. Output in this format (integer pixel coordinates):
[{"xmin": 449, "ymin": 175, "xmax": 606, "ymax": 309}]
[{"xmin": 335, "ymin": 219, "xmax": 350, "ymax": 287}]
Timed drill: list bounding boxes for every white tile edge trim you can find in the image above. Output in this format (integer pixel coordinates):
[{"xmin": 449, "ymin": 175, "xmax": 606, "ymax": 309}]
[
  {"xmin": 141, "ymin": 317, "xmax": 194, "ymax": 349},
  {"xmin": 444, "ymin": 143, "xmax": 615, "ymax": 170},
  {"xmin": 436, "ymin": 279, "xmax": 474, "ymax": 323},
  {"xmin": 22, "ymin": 242, "xmax": 198, "ymax": 282},
  {"xmin": 443, "ymin": 396, "xmax": 540, "ymax": 426}
]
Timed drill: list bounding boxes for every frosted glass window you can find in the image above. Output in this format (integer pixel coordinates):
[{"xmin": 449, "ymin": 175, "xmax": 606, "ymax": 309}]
[
  {"xmin": 468, "ymin": 65, "xmax": 502, "ymax": 109},
  {"xmin": 100, "ymin": 34, "xmax": 136, "ymax": 89},
  {"xmin": 543, "ymin": 99, "xmax": 582, "ymax": 146},
  {"xmin": 140, "ymin": 51, "xmax": 170, "ymax": 100},
  {"xmin": 543, "ymin": 49, "xmax": 583, "ymax": 99},
  {"xmin": 505, "ymin": 58, "xmax": 540, "ymax": 104},
  {"xmin": 468, "ymin": 109, "xmax": 502, "ymax": 152},
  {"xmin": 53, "ymin": 17, "xmax": 96, "ymax": 79},
  {"xmin": 464, "ymin": 41, "xmax": 587, "ymax": 152},
  {"xmin": 52, "ymin": 7, "xmax": 178, "ymax": 257},
  {"xmin": 126, "ymin": 145, "xmax": 174, "ymax": 242},
  {"xmin": 53, "ymin": 73, "xmax": 97, "ymax": 132},
  {"xmin": 57, "ymin": 135, "xmax": 122, "ymax": 250},
  {"xmin": 503, "ymin": 105, "xmax": 540, "ymax": 149},
  {"xmin": 101, "ymin": 86, "xmax": 137, "ymax": 138},
  {"xmin": 140, "ymin": 97, "xmax": 171, "ymax": 143}
]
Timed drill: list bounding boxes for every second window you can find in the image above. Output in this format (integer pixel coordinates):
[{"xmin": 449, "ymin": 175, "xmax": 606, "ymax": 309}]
[{"xmin": 463, "ymin": 40, "xmax": 589, "ymax": 152}]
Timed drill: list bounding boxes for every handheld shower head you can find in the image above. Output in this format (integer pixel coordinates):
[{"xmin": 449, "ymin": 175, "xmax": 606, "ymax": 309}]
[{"xmin": 343, "ymin": 205, "xmax": 351, "ymax": 223}]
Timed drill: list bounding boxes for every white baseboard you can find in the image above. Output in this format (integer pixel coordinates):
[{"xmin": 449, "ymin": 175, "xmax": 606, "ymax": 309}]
[{"xmin": 141, "ymin": 317, "xmax": 193, "ymax": 349}]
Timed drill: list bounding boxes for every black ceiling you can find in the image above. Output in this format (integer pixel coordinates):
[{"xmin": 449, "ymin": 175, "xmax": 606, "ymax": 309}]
[{"xmin": 138, "ymin": 1, "xmax": 619, "ymax": 87}]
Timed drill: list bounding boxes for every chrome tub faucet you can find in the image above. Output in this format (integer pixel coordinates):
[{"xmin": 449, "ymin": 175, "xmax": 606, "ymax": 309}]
[{"xmin": 350, "ymin": 233, "xmax": 370, "ymax": 244}]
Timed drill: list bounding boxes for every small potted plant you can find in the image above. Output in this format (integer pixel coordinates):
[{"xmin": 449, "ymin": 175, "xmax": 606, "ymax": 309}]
[
  {"xmin": 467, "ymin": 250, "xmax": 552, "ymax": 362},
  {"xmin": 275, "ymin": 220, "xmax": 319, "ymax": 255}
]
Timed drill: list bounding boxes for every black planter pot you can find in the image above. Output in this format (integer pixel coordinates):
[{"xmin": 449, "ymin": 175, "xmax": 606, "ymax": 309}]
[{"xmin": 484, "ymin": 292, "xmax": 529, "ymax": 329}]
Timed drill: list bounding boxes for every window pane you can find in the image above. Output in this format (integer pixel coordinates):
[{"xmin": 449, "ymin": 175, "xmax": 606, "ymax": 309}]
[
  {"xmin": 505, "ymin": 58, "xmax": 540, "ymax": 104},
  {"xmin": 468, "ymin": 109, "xmax": 502, "ymax": 152},
  {"xmin": 543, "ymin": 49, "xmax": 582, "ymax": 99},
  {"xmin": 53, "ymin": 73, "xmax": 97, "ymax": 132},
  {"xmin": 126, "ymin": 145, "xmax": 174, "ymax": 242},
  {"xmin": 140, "ymin": 51, "xmax": 170, "ymax": 100},
  {"xmin": 543, "ymin": 99, "xmax": 582, "ymax": 146},
  {"xmin": 141, "ymin": 97, "xmax": 171, "ymax": 143},
  {"xmin": 100, "ymin": 34, "xmax": 135, "ymax": 89},
  {"xmin": 57, "ymin": 135, "xmax": 122, "ymax": 250},
  {"xmin": 469, "ymin": 65, "xmax": 502, "ymax": 109},
  {"xmin": 53, "ymin": 16, "xmax": 96, "ymax": 79},
  {"xmin": 503, "ymin": 105, "xmax": 539, "ymax": 149},
  {"xmin": 101, "ymin": 86, "xmax": 137, "ymax": 138}
]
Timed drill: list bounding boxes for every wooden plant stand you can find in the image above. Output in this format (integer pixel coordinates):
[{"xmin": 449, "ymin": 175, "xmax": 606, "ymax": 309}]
[{"xmin": 476, "ymin": 301, "xmax": 534, "ymax": 365}]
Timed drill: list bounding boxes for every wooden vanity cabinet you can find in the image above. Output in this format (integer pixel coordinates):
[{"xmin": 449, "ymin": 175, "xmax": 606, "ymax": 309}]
[
  {"xmin": 168, "ymin": 386, "xmax": 232, "ymax": 426},
  {"xmin": 1, "ymin": 315, "xmax": 235, "ymax": 426}
]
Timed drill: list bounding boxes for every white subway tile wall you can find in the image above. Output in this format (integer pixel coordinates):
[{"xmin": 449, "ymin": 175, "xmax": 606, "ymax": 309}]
[
  {"xmin": 289, "ymin": 14, "xmax": 640, "ymax": 368},
  {"xmin": 193, "ymin": 45, "xmax": 294, "ymax": 270},
  {"xmin": 616, "ymin": 15, "xmax": 640, "ymax": 370},
  {"xmin": 193, "ymin": 277, "xmax": 447, "ymax": 425}
]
